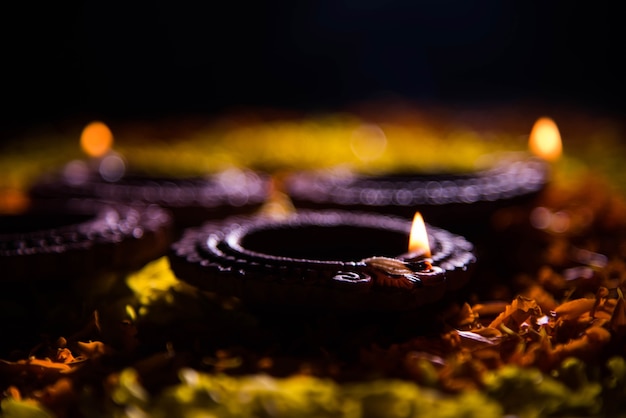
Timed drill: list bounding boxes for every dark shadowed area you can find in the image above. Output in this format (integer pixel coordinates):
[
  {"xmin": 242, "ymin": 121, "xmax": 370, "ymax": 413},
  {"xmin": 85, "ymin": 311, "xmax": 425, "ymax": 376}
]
[{"xmin": 2, "ymin": 1, "xmax": 624, "ymax": 141}]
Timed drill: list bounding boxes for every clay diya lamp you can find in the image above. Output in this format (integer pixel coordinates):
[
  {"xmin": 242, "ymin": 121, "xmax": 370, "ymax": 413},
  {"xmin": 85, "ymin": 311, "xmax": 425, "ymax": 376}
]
[
  {"xmin": 283, "ymin": 118, "xmax": 562, "ymax": 237},
  {"xmin": 169, "ymin": 210, "xmax": 476, "ymax": 312},
  {"xmin": 29, "ymin": 122, "xmax": 270, "ymax": 229},
  {"xmin": 0, "ymin": 198, "xmax": 172, "ymax": 357},
  {"xmin": 0, "ymin": 199, "xmax": 172, "ymax": 281}
]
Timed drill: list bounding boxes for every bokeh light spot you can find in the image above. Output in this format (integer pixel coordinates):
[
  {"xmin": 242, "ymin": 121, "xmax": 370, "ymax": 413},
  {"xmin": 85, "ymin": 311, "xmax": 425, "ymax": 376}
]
[{"xmin": 81, "ymin": 121, "xmax": 114, "ymax": 157}]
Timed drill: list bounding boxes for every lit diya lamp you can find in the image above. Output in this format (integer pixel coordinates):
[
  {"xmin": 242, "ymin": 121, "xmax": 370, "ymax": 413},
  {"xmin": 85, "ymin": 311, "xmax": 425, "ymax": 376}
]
[
  {"xmin": 283, "ymin": 118, "xmax": 562, "ymax": 233},
  {"xmin": 30, "ymin": 122, "xmax": 270, "ymax": 228},
  {"xmin": 169, "ymin": 210, "xmax": 476, "ymax": 311},
  {"xmin": 0, "ymin": 199, "xmax": 172, "ymax": 281}
]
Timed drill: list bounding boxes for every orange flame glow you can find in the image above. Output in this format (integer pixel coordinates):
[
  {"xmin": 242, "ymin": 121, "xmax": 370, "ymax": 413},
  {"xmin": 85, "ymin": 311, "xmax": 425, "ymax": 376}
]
[
  {"xmin": 408, "ymin": 212, "xmax": 431, "ymax": 257},
  {"xmin": 80, "ymin": 121, "xmax": 113, "ymax": 158},
  {"xmin": 528, "ymin": 117, "xmax": 562, "ymax": 162}
]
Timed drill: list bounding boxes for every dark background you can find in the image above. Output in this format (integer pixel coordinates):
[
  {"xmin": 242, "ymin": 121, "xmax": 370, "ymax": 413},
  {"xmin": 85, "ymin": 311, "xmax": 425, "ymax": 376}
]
[{"xmin": 2, "ymin": 1, "xmax": 624, "ymax": 141}]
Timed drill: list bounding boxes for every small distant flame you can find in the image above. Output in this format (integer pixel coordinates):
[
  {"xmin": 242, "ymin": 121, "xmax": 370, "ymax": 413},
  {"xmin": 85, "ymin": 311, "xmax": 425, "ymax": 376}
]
[
  {"xmin": 80, "ymin": 121, "xmax": 113, "ymax": 158},
  {"xmin": 528, "ymin": 117, "xmax": 562, "ymax": 162},
  {"xmin": 408, "ymin": 212, "xmax": 431, "ymax": 258}
]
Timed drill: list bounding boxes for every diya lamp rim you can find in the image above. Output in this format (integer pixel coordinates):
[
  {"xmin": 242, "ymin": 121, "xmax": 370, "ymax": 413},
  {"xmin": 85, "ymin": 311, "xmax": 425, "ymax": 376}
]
[
  {"xmin": 33, "ymin": 165, "xmax": 271, "ymax": 206},
  {"xmin": 284, "ymin": 151, "xmax": 550, "ymax": 208}
]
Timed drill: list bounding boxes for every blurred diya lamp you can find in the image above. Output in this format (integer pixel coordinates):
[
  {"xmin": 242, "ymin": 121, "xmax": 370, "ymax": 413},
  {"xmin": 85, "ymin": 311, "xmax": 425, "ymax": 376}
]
[
  {"xmin": 169, "ymin": 210, "xmax": 476, "ymax": 312},
  {"xmin": 29, "ymin": 122, "xmax": 270, "ymax": 228},
  {"xmin": 0, "ymin": 199, "xmax": 172, "ymax": 281},
  {"xmin": 284, "ymin": 117, "xmax": 562, "ymax": 233}
]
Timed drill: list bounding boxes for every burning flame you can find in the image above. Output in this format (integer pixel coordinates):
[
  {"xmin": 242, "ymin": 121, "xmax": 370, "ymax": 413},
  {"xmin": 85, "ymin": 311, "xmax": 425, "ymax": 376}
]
[
  {"xmin": 80, "ymin": 121, "xmax": 113, "ymax": 158},
  {"xmin": 408, "ymin": 212, "xmax": 431, "ymax": 258},
  {"xmin": 528, "ymin": 117, "xmax": 562, "ymax": 162}
]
